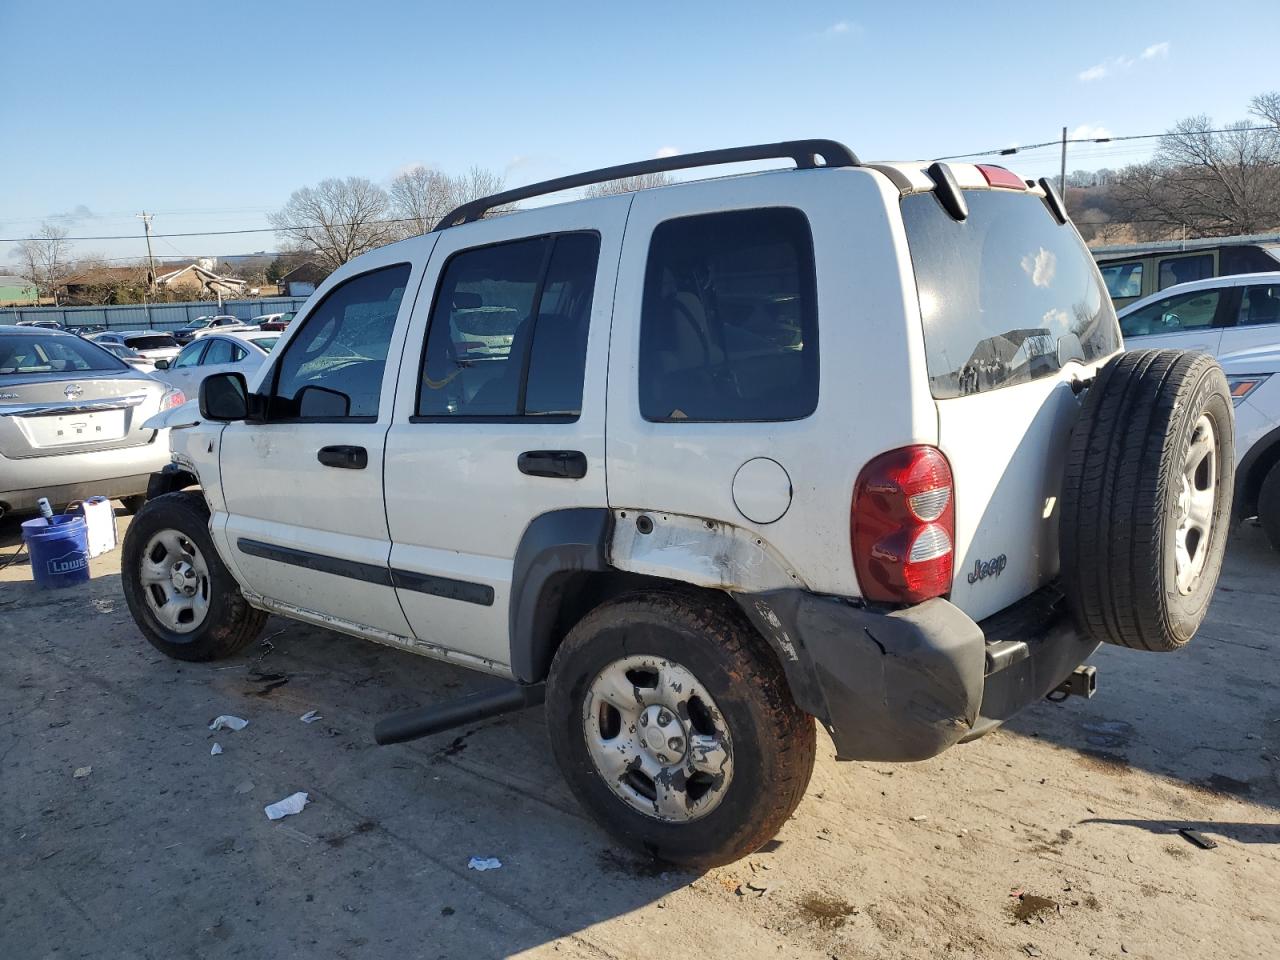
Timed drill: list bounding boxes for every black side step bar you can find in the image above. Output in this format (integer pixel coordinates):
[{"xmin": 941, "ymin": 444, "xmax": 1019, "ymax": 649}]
[{"xmin": 373, "ymin": 683, "xmax": 546, "ymax": 746}]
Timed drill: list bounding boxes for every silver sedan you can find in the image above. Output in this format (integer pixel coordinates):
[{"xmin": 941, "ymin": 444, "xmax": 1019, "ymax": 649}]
[{"xmin": 0, "ymin": 326, "xmax": 183, "ymax": 518}]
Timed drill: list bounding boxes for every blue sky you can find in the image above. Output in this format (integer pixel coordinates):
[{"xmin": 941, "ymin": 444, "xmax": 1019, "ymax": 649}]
[{"xmin": 1, "ymin": 0, "xmax": 1275, "ymax": 262}]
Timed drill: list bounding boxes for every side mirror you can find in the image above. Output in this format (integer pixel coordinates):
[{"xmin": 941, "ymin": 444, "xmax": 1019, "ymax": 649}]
[
  {"xmin": 199, "ymin": 371, "xmax": 250, "ymax": 421},
  {"xmin": 154, "ymin": 358, "xmax": 170, "ymax": 370}
]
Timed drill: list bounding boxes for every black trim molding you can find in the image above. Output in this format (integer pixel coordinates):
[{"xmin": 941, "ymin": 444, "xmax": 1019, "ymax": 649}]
[{"xmin": 235, "ymin": 538, "xmax": 494, "ymax": 606}]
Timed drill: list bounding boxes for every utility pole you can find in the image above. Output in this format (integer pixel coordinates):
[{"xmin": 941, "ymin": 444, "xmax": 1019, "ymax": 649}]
[
  {"xmin": 1059, "ymin": 126, "xmax": 1068, "ymax": 197},
  {"xmin": 137, "ymin": 211, "xmax": 157, "ymax": 292}
]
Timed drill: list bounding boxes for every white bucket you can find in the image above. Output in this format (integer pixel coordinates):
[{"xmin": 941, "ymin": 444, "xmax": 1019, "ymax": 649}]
[{"xmin": 80, "ymin": 496, "xmax": 118, "ymax": 558}]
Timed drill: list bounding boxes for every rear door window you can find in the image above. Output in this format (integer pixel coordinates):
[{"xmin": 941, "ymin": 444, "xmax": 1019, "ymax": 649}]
[
  {"xmin": 202, "ymin": 339, "xmax": 236, "ymax": 365},
  {"xmin": 1158, "ymin": 254, "xmax": 1214, "ymax": 290},
  {"xmin": 638, "ymin": 207, "xmax": 818, "ymax": 422},
  {"xmin": 1238, "ymin": 284, "xmax": 1280, "ymax": 327},
  {"xmin": 902, "ymin": 190, "xmax": 1120, "ymax": 399},
  {"xmin": 416, "ymin": 232, "xmax": 600, "ymax": 419}
]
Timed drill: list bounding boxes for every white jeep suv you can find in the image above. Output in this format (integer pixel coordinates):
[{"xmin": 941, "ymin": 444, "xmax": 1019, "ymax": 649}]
[{"xmin": 123, "ymin": 141, "xmax": 1234, "ymax": 867}]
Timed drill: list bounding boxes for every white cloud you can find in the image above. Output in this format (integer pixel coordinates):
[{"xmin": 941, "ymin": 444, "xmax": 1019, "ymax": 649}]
[
  {"xmin": 1021, "ymin": 247, "xmax": 1057, "ymax": 288},
  {"xmin": 824, "ymin": 20, "xmax": 862, "ymax": 37},
  {"xmin": 654, "ymin": 146, "xmax": 679, "ymax": 158},
  {"xmin": 1078, "ymin": 42, "xmax": 1168, "ymax": 82},
  {"xmin": 1070, "ymin": 124, "xmax": 1112, "ymax": 140}
]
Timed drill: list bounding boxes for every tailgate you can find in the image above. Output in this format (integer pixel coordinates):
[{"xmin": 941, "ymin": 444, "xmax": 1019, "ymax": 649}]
[
  {"xmin": 937, "ymin": 374, "xmax": 1086, "ymax": 621},
  {"xmin": 899, "ymin": 183, "xmax": 1122, "ymax": 622}
]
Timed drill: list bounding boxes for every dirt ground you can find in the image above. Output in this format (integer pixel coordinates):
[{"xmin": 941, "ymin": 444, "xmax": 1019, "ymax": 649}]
[{"xmin": 1, "ymin": 511, "xmax": 1277, "ymax": 960}]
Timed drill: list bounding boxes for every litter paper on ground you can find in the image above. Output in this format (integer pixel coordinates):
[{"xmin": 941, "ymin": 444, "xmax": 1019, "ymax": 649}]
[
  {"xmin": 209, "ymin": 715, "xmax": 248, "ymax": 732},
  {"xmin": 210, "ymin": 743, "xmax": 223, "ymax": 756},
  {"xmin": 468, "ymin": 857, "xmax": 502, "ymax": 871},
  {"xmin": 73, "ymin": 766, "xmax": 92, "ymax": 779},
  {"xmin": 264, "ymin": 792, "xmax": 310, "ymax": 821},
  {"xmin": 299, "ymin": 710, "xmax": 322, "ymax": 723}
]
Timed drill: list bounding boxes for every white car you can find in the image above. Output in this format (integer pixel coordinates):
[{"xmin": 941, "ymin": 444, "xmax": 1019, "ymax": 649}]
[
  {"xmin": 1119, "ymin": 272, "xmax": 1280, "ymax": 548},
  {"xmin": 91, "ymin": 330, "xmax": 182, "ymax": 363},
  {"xmin": 98, "ymin": 341, "xmax": 157, "ymax": 373},
  {"xmin": 124, "ymin": 140, "xmax": 1233, "ymax": 868},
  {"xmin": 151, "ymin": 331, "xmax": 280, "ymax": 396}
]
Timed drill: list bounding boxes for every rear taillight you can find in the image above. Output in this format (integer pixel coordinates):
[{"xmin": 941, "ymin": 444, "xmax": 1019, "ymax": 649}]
[
  {"xmin": 160, "ymin": 387, "xmax": 186, "ymax": 411},
  {"xmin": 851, "ymin": 445, "xmax": 955, "ymax": 605}
]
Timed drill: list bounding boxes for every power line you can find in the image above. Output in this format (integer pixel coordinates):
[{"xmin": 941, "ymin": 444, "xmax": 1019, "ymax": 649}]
[
  {"xmin": 934, "ymin": 124, "xmax": 1275, "ymax": 161},
  {"xmin": 0, "ymin": 217, "xmax": 424, "ymax": 243}
]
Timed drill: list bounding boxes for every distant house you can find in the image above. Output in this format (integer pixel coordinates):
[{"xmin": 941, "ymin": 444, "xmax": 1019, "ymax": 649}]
[
  {"xmin": 0, "ymin": 275, "xmax": 38, "ymax": 306},
  {"xmin": 155, "ymin": 259, "xmax": 247, "ymax": 298},
  {"xmin": 279, "ymin": 261, "xmax": 329, "ymax": 297}
]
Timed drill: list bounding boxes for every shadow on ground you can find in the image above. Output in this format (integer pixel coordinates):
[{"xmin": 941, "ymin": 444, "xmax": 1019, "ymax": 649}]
[
  {"xmin": 0, "ymin": 568, "xmax": 700, "ymax": 960},
  {"xmin": 1001, "ymin": 523, "xmax": 1280, "ymax": 812}
]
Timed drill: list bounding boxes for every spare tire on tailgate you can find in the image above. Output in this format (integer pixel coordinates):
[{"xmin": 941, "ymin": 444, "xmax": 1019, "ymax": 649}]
[{"xmin": 1061, "ymin": 349, "xmax": 1233, "ymax": 652}]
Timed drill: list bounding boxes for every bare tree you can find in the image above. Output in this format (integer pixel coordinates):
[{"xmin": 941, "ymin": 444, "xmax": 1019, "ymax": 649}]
[
  {"xmin": 1252, "ymin": 90, "xmax": 1280, "ymax": 129},
  {"xmin": 10, "ymin": 222, "xmax": 73, "ymax": 304},
  {"xmin": 268, "ymin": 177, "xmax": 395, "ymax": 269},
  {"xmin": 583, "ymin": 172, "xmax": 675, "ymax": 198},
  {"xmin": 389, "ymin": 164, "xmax": 516, "ymax": 235},
  {"xmin": 1110, "ymin": 112, "xmax": 1280, "ymax": 238}
]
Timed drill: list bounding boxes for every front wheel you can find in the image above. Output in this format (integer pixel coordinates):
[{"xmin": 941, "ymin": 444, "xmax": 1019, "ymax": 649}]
[
  {"xmin": 545, "ymin": 591, "xmax": 815, "ymax": 868},
  {"xmin": 121, "ymin": 491, "xmax": 267, "ymax": 661}
]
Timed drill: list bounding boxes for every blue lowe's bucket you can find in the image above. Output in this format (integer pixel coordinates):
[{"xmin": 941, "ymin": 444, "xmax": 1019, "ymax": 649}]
[{"xmin": 20, "ymin": 514, "xmax": 91, "ymax": 589}]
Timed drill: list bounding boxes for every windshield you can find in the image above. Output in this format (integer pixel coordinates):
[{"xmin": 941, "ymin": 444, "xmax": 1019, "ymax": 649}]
[
  {"xmin": 125, "ymin": 334, "xmax": 178, "ymax": 351},
  {"xmin": 0, "ymin": 333, "xmax": 127, "ymax": 375},
  {"xmin": 902, "ymin": 189, "xmax": 1120, "ymax": 399},
  {"xmin": 253, "ymin": 336, "xmax": 280, "ymax": 352}
]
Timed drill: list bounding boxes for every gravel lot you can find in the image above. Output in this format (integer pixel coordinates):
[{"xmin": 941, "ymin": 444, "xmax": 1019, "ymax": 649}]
[{"xmin": 2, "ymin": 511, "xmax": 1277, "ymax": 960}]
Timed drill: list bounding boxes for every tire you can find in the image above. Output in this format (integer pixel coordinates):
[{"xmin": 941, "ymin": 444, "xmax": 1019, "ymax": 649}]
[
  {"xmin": 121, "ymin": 491, "xmax": 267, "ymax": 661},
  {"xmin": 545, "ymin": 590, "xmax": 816, "ymax": 868},
  {"xmin": 1257, "ymin": 460, "xmax": 1280, "ymax": 552},
  {"xmin": 1061, "ymin": 349, "xmax": 1234, "ymax": 652},
  {"xmin": 119, "ymin": 494, "xmax": 147, "ymax": 515}
]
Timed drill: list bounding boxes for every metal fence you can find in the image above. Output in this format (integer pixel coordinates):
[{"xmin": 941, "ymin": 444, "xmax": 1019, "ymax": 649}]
[{"xmin": 0, "ymin": 296, "xmax": 312, "ymax": 332}]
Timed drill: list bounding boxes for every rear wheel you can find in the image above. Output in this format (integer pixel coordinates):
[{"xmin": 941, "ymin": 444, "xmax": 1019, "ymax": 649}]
[
  {"xmin": 1061, "ymin": 349, "xmax": 1234, "ymax": 651},
  {"xmin": 546, "ymin": 591, "xmax": 815, "ymax": 868},
  {"xmin": 1257, "ymin": 460, "xmax": 1280, "ymax": 552},
  {"xmin": 121, "ymin": 491, "xmax": 266, "ymax": 661}
]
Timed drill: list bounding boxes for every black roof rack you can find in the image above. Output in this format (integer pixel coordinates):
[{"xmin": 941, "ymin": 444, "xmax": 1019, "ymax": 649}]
[{"xmin": 433, "ymin": 139, "xmax": 860, "ymax": 230}]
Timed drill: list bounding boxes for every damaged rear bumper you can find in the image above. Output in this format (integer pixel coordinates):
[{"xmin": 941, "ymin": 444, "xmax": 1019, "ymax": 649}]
[{"xmin": 735, "ymin": 585, "xmax": 1097, "ymax": 762}]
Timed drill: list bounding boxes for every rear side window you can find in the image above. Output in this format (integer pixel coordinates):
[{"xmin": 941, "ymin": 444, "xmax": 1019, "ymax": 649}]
[
  {"xmin": 902, "ymin": 190, "xmax": 1120, "ymax": 399},
  {"xmin": 639, "ymin": 208, "xmax": 818, "ymax": 422},
  {"xmin": 417, "ymin": 232, "xmax": 600, "ymax": 419}
]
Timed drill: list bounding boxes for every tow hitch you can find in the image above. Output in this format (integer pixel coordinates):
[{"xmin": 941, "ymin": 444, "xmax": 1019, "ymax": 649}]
[{"xmin": 1049, "ymin": 665, "xmax": 1097, "ymax": 701}]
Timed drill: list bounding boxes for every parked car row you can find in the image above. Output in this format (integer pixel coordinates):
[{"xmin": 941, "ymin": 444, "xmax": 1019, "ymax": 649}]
[{"xmin": 0, "ymin": 323, "xmax": 283, "ymax": 519}]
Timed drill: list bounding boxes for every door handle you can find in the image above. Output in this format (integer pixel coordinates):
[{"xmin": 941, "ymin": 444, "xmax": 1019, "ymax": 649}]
[
  {"xmin": 518, "ymin": 450, "xmax": 587, "ymax": 479},
  {"xmin": 317, "ymin": 444, "xmax": 368, "ymax": 469}
]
